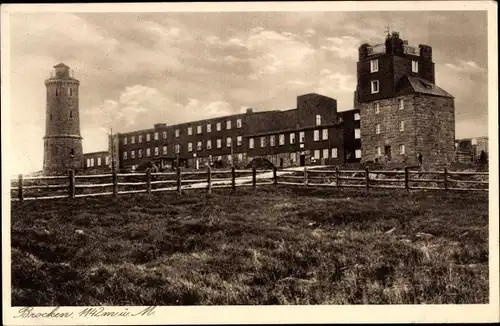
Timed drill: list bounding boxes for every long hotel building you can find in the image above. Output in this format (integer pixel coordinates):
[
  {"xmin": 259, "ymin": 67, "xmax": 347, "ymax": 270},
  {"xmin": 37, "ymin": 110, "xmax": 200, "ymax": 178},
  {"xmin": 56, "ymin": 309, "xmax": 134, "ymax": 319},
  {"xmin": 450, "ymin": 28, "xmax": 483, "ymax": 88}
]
[{"xmin": 84, "ymin": 93, "xmax": 361, "ymax": 171}]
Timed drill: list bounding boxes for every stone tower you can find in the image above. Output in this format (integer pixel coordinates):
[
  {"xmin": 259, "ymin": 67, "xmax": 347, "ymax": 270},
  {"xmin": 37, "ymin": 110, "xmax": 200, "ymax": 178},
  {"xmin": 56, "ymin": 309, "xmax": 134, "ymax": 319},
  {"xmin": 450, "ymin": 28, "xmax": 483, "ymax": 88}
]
[
  {"xmin": 43, "ymin": 63, "xmax": 83, "ymax": 175},
  {"xmin": 354, "ymin": 31, "xmax": 455, "ymax": 166}
]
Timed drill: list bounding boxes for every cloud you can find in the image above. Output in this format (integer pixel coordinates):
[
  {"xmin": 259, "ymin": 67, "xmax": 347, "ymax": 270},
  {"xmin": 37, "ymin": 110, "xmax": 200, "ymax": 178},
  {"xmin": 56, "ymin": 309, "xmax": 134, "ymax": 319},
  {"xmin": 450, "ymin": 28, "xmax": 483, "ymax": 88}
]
[
  {"xmin": 316, "ymin": 71, "xmax": 356, "ymax": 93},
  {"xmin": 320, "ymin": 36, "xmax": 361, "ymax": 60},
  {"xmin": 444, "ymin": 60, "xmax": 485, "ymax": 73},
  {"xmin": 305, "ymin": 28, "xmax": 316, "ymax": 37}
]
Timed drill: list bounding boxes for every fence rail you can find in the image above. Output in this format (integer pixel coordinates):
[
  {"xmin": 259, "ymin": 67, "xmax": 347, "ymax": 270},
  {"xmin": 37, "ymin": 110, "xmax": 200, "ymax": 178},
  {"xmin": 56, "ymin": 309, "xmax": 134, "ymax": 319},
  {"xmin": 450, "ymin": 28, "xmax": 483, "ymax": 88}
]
[{"xmin": 11, "ymin": 166, "xmax": 489, "ymax": 201}]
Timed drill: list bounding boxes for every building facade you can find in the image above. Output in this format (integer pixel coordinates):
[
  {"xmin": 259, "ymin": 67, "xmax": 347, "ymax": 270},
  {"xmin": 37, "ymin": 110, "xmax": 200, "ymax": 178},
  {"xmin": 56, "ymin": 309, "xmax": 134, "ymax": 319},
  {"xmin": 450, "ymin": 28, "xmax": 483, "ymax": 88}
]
[
  {"xmin": 43, "ymin": 63, "xmax": 84, "ymax": 175},
  {"xmin": 355, "ymin": 31, "xmax": 455, "ymax": 166}
]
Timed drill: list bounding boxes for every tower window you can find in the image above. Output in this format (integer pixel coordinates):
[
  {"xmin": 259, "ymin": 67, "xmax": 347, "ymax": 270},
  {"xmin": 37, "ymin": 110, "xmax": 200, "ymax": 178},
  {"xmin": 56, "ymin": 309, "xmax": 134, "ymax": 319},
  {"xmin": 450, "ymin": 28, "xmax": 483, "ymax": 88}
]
[
  {"xmin": 354, "ymin": 112, "xmax": 360, "ymax": 120},
  {"xmin": 370, "ymin": 59, "xmax": 379, "ymax": 73},
  {"xmin": 374, "ymin": 102, "xmax": 380, "ymax": 114},
  {"xmin": 69, "ymin": 88, "xmax": 73, "ymax": 96},
  {"xmin": 55, "ymin": 88, "xmax": 58, "ymax": 96},
  {"xmin": 412, "ymin": 60, "xmax": 419, "ymax": 73},
  {"xmin": 399, "ymin": 98, "xmax": 405, "ymax": 110},
  {"xmin": 354, "ymin": 128, "xmax": 361, "ymax": 139},
  {"xmin": 399, "ymin": 121, "xmax": 405, "ymax": 132},
  {"xmin": 50, "ymin": 113, "xmax": 53, "ymax": 121},
  {"xmin": 376, "ymin": 124, "xmax": 381, "ymax": 134},
  {"xmin": 399, "ymin": 144, "xmax": 406, "ymax": 155},
  {"xmin": 70, "ymin": 148, "xmax": 74, "ymax": 156},
  {"xmin": 371, "ymin": 80, "xmax": 379, "ymax": 94},
  {"xmin": 70, "ymin": 111, "xmax": 72, "ymax": 118}
]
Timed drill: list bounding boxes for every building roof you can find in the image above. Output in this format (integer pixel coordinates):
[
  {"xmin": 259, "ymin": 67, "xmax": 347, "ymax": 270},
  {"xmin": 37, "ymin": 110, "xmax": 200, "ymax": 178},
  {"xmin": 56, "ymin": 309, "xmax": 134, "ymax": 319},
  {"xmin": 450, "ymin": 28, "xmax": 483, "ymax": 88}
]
[{"xmin": 404, "ymin": 76, "xmax": 454, "ymax": 98}]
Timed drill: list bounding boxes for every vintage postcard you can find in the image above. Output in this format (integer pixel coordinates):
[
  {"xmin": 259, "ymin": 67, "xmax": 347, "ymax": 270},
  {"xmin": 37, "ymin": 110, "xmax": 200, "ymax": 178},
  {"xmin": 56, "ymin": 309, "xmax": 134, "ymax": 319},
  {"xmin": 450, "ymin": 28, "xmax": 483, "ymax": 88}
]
[{"xmin": 2, "ymin": 1, "xmax": 498, "ymax": 325}]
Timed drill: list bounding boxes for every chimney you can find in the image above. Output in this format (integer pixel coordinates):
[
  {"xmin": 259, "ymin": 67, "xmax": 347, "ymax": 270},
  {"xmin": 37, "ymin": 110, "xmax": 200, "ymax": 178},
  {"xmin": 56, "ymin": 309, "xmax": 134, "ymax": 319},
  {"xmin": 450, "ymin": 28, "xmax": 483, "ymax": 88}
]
[{"xmin": 246, "ymin": 108, "xmax": 253, "ymax": 114}]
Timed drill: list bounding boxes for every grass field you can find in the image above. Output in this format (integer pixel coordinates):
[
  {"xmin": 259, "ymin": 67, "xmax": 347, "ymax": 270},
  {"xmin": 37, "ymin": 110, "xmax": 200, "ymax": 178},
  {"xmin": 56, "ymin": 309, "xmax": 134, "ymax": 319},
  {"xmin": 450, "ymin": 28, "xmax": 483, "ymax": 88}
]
[{"xmin": 11, "ymin": 186, "xmax": 489, "ymax": 305}]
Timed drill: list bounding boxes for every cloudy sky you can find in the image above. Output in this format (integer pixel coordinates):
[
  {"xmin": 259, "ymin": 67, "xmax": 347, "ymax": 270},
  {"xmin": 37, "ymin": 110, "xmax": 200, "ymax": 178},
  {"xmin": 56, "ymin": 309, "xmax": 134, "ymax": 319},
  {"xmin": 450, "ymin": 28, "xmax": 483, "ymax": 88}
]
[{"xmin": 5, "ymin": 8, "xmax": 489, "ymax": 174}]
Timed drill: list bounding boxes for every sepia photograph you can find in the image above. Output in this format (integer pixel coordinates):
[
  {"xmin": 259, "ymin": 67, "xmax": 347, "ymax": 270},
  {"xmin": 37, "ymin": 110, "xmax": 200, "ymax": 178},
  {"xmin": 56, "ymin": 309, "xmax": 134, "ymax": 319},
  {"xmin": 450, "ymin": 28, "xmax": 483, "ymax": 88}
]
[{"xmin": 2, "ymin": 1, "xmax": 498, "ymax": 325}]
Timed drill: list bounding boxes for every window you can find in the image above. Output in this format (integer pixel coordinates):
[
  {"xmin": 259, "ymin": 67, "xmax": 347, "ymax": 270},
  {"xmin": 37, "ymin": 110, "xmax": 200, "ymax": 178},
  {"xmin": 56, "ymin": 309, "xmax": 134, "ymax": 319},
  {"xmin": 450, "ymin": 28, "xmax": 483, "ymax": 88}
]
[
  {"xmin": 226, "ymin": 120, "xmax": 231, "ymax": 130},
  {"xmin": 237, "ymin": 136, "xmax": 242, "ymax": 146},
  {"xmin": 207, "ymin": 140, "xmax": 212, "ymax": 149},
  {"xmin": 399, "ymin": 98, "xmax": 404, "ymax": 110},
  {"xmin": 375, "ymin": 102, "xmax": 380, "ymax": 114},
  {"xmin": 123, "ymin": 152, "xmax": 128, "ymax": 160},
  {"xmin": 175, "ymin": 129, "xmax": 179, "ymax": 137},
  {"xmin": 50, "ymin": 113, "xmax": 52, "ymax": 121},
  {"xmin": 354, "ymin": 113, "xmax": 360, "ymax": 120},
  {"xmin": 146, "ymin": 133, "xmax": 151, "ymax": 142},
  {"xmin": 399, "ymin": 144, "xmax": 405, "ymax": 155},
  {"xmin": 355, "ymin": 149, "xmax": 362, "ymax": 158},
  {"xmin": 370, "ymin": 59, "xmax": 379, "ymax": 73},
  {"xmin": 323, "ymin": 149, "xmax": 329, "ymax": 159},
  {"xmin": 86, "ymin": 159, "xmax": 91, "ymax": 167},
  {"xmin": 197, "ymin": 141, "xmax": 202, "ymax": 151},
  {"xmin": 228, "ymin": 154, "xmax": 232, "ymax": 162},
  {"xmin": 216, "ymin": 122, "xmax": 221, "ymax": 131},
  {"xmin": 175, "ymin": 144, "xmax": 180, "ymax": 154},
  {"xmin": 131, "ymin": 150, "xmax": 135, "ymax": 159},
  {"xmin": 188, "ymin": 142, "xmax": 193, "ymax": 152},
  {"xmin": 371, "ymin": 80, "xmax": 379, "ymax": 94},
  {"xmin": 377, "ymin": 147, "xmax": 381, "ymax": 156},
  {"xmin": 163, "ymin": 131, "xmax": 167, "ymax": 139},
  {"xmin": 217, "ymin": 138, "xmax": 222, "ymax": 148},
  {"xmin": 399, "ymin": 121, "xmax": 405, "ymax": 132},
  {"xmin": 69, "ymin": 111, "xmax": 72, "ymax": 118},
  {"xmin": 138, "ymin": 135, "xmax": 143, "ymax": 143},
  {"xmin": 236, "ymin": 119, "xmax": 242, "ymax": 128},
  {"xmin": 260, "ymin": 137, "xmax": 266, "ymax": 148},
  {"xmin": 376, "ymin": 124, "xmax": 381, "ymax": 135},
  {"xmin": 238, "ymin": 153, "xmax": 243, "ymax": 161},
  {"xmin": 152, "ymin": 147, "xmax": 157, "ymax": 156},
  {"xmin": 90, "ymin": 158, "xmax": 94, "ymax": 167},
  {"xmin": 163, "ymin": 146, "xmax": 167, "ymax": 155},
  {"xmin": 355, "ymin": 128, "xmax": 361, "ymax": 139},
  {"xmin": 97, "ymin": 157, "xmax": 101, "ymax": 166},
  {"xmin": 331, "ymin": 148, "xmax": 338, "ymax": 158},
  {"xmin": 131, "ymin": 136, "xmax": 135, "ymax": 144},
  {"xmin": 290, "ymin": 152, "xmax": 297, "ymax": 163},
  {"xmin": 299, "ymin": 132, "xmax": 305, "ymax": 143},
  {"xmin": 322, "ymin": 129, "xmax": 328, "ymax": 140},
  {"xmin": 105, "ymin": 156, "xmax": 110, "ymax": 165},
  {"xmin": 188, "ymin": 127, "xmax": 193, "ymax": 135},
  {"xmin": 412, "ymin": 60, "xmax": 419, "ymax": 73},
  {"xmin": 316, "ymin": 114, "xmax": 321, "ymax": 125},
  {"xmin": 55, "ymin": 88, "xmax": 58, "ymax": 96},
  {"xmin": 124, "ymin": 137, "xmax": 128, "ymax": 145},
  {"xmin": 146, "ymin": 148, "xmax": 151, "ymax": 157},
  {"xmin": 314, "ymin": 130, "xmax": 320, "ymax": 141},
  {"xmin": 207, "ymin": 123, "xmax": 212, "ymax": 133},
  {"xmin": 226, "ymin": 137, "xmax": 232, "ymax": 147},
  {"xmin": 69, "ymin": 88, "xmax": 73, "ymax": 96},
  {"xmin": 270, "ymin": 135, "xmax": 276, "ymax": 146},
  {"xmin": 138, "ymin": 149, "xmax": 142, "ymax": 158},
  {"xmin": 289, "ymin": 133, "xmax": 295, "ymax": 144},
  {"xmin": 217, "ymin": 156, "xmax": 222, "ymax": 161},
  {"xmin": 154, "ymin": 132, "xmax": 159, "ymax": 140},
  {"xmin": 249, "ymin": 138, "xmax": 254, "ymax": 149},
  {"xmin": 314, "ymin": 150, "xmax": 320, "ymax": 159}
]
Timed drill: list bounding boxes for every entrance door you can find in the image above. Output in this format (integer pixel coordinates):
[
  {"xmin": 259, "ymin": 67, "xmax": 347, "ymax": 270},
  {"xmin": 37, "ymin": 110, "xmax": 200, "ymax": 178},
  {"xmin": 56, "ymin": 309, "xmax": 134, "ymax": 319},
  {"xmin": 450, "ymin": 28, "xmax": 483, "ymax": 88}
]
[
  {"xmin": 384, "ymin": 146, "xmax": 392, "ymax": 160},
  {"xmin": 300, "ymin": 154, "xmax": 306, "ymax": 166},
  {"xmin": 279, "ymin": 158, "xmax": 284, "ymax": 168}
]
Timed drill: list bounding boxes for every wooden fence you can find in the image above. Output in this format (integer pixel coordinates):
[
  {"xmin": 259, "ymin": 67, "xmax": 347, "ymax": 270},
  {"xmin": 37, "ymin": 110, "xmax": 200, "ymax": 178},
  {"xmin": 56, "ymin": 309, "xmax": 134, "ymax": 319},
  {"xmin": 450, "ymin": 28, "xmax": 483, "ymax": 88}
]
[{"xmin": 10, "ymin": 166, "xmax": 489, "ymax": 201}]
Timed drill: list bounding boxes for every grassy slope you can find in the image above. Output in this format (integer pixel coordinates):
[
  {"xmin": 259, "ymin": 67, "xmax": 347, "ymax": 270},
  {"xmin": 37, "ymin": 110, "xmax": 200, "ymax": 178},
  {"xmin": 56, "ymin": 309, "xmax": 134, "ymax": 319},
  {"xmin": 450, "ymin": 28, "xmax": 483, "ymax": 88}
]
[{"xmin": 11, "ymin": 186, "xmax": 489, "ymax": 305}]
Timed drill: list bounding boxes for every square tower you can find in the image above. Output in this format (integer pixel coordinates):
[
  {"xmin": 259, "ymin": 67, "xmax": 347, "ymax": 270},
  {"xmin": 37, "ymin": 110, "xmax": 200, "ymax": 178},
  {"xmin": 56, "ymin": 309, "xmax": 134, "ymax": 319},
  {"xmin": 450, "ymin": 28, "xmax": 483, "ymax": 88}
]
[{"xmin": 355, "ymin": 31, "xmax": 455, "ymax": 166}]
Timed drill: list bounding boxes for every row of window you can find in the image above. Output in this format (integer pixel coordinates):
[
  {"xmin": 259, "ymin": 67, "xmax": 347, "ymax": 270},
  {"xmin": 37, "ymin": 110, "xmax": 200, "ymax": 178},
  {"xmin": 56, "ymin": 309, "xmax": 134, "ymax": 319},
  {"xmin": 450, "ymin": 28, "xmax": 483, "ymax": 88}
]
[
  {"xmin": 123, "ymin": 119, "xmax": 244, "ymax": 145},
  {"xmin": 51, "ymin": 87, "xmax": 75, "ymax": 97},
  {"xmin": 86, "ymin": 156, "xmax": 110, "ymax": 167},
  {"xmin": 368, "ymin": 99, "xmax": 405, "ymax": 113},
  {"xmin": 248, "ymin": 129, "xmax": 332, "ymax": 149},
  {"xmin": 374, "ymin": 121, "xmax": 405, "ymax": 134},
  {"xmin": 376, "ymin": 145, "xmax": 406, "ymax": 156},
  {"xmin": 312, "ymin": 148, "xmax": 339, "ymax": 160},
  {"xmin": 369, "ymin": 59, "xmax": 419, "ymax": 74}
]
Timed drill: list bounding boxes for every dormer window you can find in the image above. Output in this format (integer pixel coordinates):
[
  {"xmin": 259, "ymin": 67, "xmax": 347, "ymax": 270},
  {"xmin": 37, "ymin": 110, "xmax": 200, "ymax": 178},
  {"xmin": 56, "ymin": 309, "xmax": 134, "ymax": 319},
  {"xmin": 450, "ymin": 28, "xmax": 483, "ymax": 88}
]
[
  {"xmin": 371, "ymin": 80, "xmax": 379, "ymax": 94},
  {"xmin": 370, "ymin": 59, "xmax": 379, "ymax": 73}
]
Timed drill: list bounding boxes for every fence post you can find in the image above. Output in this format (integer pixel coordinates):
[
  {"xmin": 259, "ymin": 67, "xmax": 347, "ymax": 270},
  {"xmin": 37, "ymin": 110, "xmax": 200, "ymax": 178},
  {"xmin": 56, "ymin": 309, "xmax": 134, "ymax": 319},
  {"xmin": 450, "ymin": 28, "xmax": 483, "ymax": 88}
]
[
  {"xmin": 252, "ymin": 167, "xmax": 257, "ymax": 189},
  {"xmin": 68, "ymin": 169, "xmax": 75, "ymax": 199},
  {"xmin": 444, "ymin": 167, "xmax": 448, "ymax": 191},
  {"xmin": 365, "ymin": 166, "xmax": 370, "ymax": 191},
  {"xmin": 232, "ymin": 166, "xmax": 236, "ymax": 191},
  {"xmin": 304, "ymin": 166, "xmax": 308, "ymax": 186},
  {"xmin": 335, "ymin": 166, "xmax": 340, "ymax": 187},
  {"xmin": 177, "ymin": 167, "xmax": 182, "ymax": 194},
  {"xmin": 273, "ymin": 166, "xmax": 278, "ymax": 185},
  {"xmin": 404, "ymin": 166, "xmax": 409, "ymax": 191},
  {"xmin": 112, "ymin": 170, "xmax": 118, "ymax": 197},
  {"xmin": 17, "ymin": 174, "xmax": 23, "ymax": 202},
  {"xmin": 207, "ymin": 166, "xmax": 212, "ymax": 194},
  {"xmin": 146, "ymin": 169, "xmax": 152, "ymax": 194}
]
